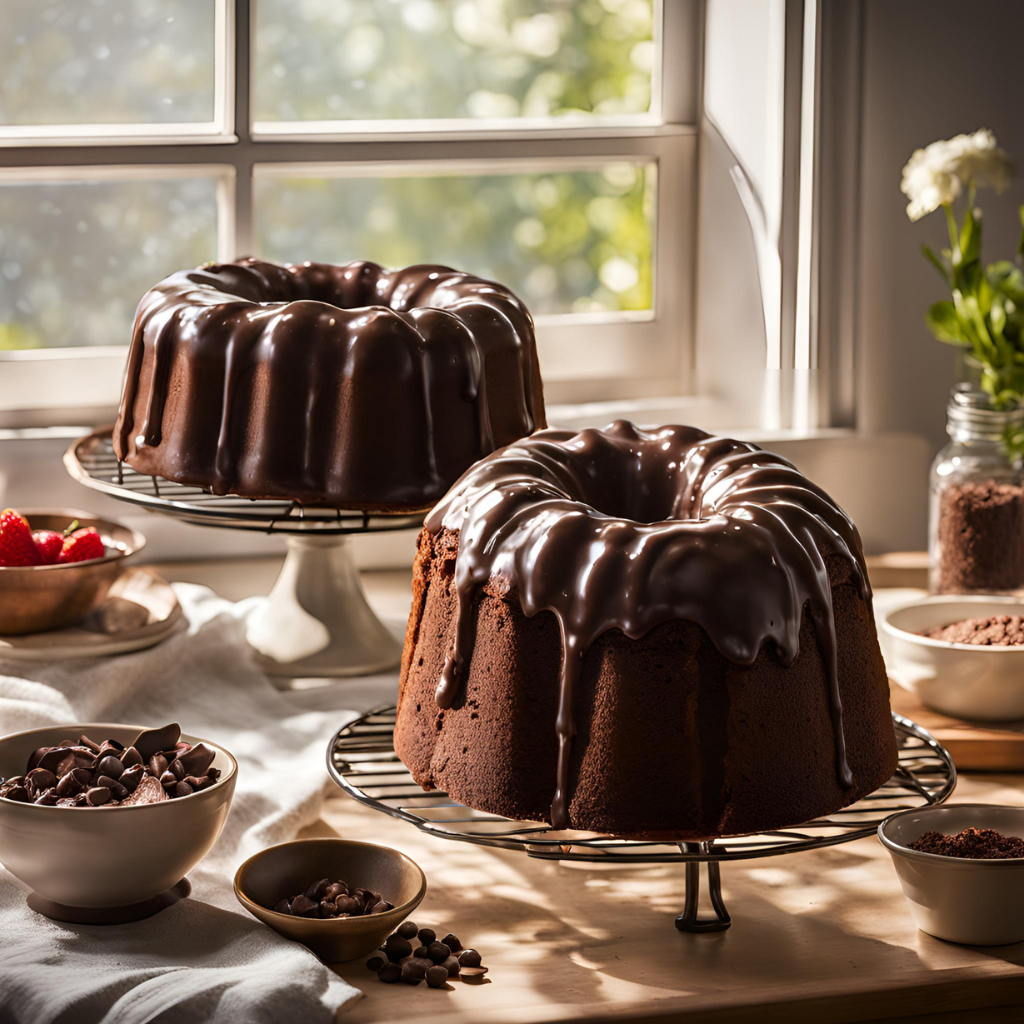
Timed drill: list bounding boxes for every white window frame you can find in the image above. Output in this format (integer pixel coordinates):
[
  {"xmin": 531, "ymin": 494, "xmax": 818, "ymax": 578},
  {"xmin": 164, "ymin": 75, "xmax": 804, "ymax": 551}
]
[{"xmin": 0, "ymin": 0, "xmax": 702, "ymax": 425}]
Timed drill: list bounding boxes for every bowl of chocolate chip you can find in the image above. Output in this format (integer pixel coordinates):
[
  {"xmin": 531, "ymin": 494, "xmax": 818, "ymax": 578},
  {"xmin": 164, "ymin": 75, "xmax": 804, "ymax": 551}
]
[
  {"xmin": 0, "ymin": 721, "xmax": 236, "ymax": 910},
  {"xmin": 880, "ymin": 595, "xmax": 1024, "ymax": 721},
  {"xmin": 880, "ymin": 804, "xmax": 1024, "ymax": 945},
  {"xmin": 234, "ymin": 839, "xmax": 426, "ymax": 962}
]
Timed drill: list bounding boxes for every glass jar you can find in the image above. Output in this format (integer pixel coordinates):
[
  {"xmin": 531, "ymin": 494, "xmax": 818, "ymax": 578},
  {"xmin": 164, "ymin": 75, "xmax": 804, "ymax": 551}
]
[{"xmin": 929, "ymin": 384, "xmax": 1024, "ymax": 594}]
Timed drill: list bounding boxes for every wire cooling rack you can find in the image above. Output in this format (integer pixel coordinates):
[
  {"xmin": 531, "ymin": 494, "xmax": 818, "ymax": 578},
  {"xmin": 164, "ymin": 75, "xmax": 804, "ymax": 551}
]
[
  {"xmin": 327, "ymin": 707, "xmax": 956, "ymax": 932},
  {"xmin": 64, "ymin": 431, "xmax": 425, "ymax": 536}
]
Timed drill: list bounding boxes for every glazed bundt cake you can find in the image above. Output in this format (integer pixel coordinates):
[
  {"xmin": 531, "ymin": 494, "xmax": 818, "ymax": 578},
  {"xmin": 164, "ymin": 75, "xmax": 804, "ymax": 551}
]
[
  {"xmin": 395, "ymin": 421, "xmax": 898, "ymax": 840},
  {"xmin": 113, "ymin": 258, "xmax": 545, "ymax": 510}
]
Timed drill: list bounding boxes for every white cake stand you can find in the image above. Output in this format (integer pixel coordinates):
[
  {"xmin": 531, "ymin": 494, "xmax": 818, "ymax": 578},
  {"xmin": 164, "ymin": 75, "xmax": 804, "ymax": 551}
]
[{"xmin": 64, "ymin": 430, "xmax": 423, "ymax": 679}]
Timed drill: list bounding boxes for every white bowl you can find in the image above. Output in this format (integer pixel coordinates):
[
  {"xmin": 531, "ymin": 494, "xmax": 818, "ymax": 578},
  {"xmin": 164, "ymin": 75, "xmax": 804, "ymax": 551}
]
[
  {"xmin": 0, "ymin": 723, "xmax": 237, "ymax": 908},
  {"xmin": 879, "ymin": 804, "xmax": 1024, "ymax": 945},
  {"xmin": 879, "ymin": 596, "xmax": 1024, "ymax": 721}
]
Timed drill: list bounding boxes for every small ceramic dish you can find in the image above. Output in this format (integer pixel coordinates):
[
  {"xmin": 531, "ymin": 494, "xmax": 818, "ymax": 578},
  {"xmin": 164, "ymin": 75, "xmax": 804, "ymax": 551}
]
[
  {"xmin": 0, "ymin": 510, "xmax": 146, "ymax": 636},
  {"xmin": 234, "ymin": 838, "xmax": 426, "ymax": 962},
  {"xmin": 879, "ymin": 804, "xmax": 1024, "ymax": 945},
  {"xmin": 879, "ymin": 595, "xmax": 1024, "ymax": 721},
  {"xmin": 0, "ymin": 723, "xmax": 236, "ymax": 909}
]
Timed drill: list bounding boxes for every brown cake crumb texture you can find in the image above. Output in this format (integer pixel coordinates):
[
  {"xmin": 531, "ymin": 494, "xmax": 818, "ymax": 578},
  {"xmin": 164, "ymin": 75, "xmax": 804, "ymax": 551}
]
[
  {"xmin": 909, "ymin": 827, "xmax": 1024, "ymax": 859},
  {"xmin": 937, "ymin": 480, "xmax": 1024, "ymax": 593},
  {"xmin": 923, "ymin": 614, "xmax": 1024, "ymax": 645}
]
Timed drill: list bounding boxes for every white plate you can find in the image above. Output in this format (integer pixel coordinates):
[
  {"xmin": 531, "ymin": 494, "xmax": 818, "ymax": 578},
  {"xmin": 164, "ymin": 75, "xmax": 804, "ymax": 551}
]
[{"xmin": 0, "ymin": 568, "xmax": 183, "ymax": 661}]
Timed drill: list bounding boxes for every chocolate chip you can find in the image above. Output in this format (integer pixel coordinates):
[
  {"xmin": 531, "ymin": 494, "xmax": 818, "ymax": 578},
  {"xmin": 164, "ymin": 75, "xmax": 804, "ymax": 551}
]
[
  {"xmin": 27, "ymin": 747, "xmax": 52, "ymax": 771},
  {"xmin": 370, "ymin": 901, "xmax": 393, "ymax": 914},
  {"xmin": 96, "ymin": 755, "xmax": 124, "ymax": 780},
  {"xmin": 159, "ymin": 771, "xmax": 177, "ymax": 789},
  {"xmin": 96, "ymin": 775, "xmax": 128, "ymax": 801},
  {"xmin": 460, "ymin": 966, "xmax": 488, "ymax": 979},
  {"xmin": 334, "ymin": 895, "xmax": 362, "ymax": 915},
  {"xmin": 325, "ymin": 882, "xmax": 348, "ymax": 901},
  {"xmin": 97, "ymin": 739, "xmax": 124, "ymax": 755},
  {"xmin": 442, "ymin": 955, "xmax": 461, "ymax": 978},
  {"xmin": 378, "ymin": 963, "xmax": 402, "ymax": 984},
  {"xmin": 120, "ymin": 746, "xmax": 143, "ymax": 769},
  {"xmin": 133, "ymin": 723, "xmax": 181, "ymax": 762},
  {"xmin": 173, "ymin": 781, "xmax": 193, "ymax": 799},
  {"xmin": 119, "ymin": 764, "xmax": 145, "ymax": 793},
  {"xmin": 396, "ymin": 920, "xmax": 418, "ymax": 940},
  {"xmin": 149, "ymin": 754, "xmax": 168, "ymax": 777},
  {"xmin": 85, "ymin": 786, "xmax": 111, "ymax": 807},
  {"xmin": 426, "ymin": 965, "xmax": 449, "ymax": 988},
  {"xmin": 26, "ymin": 768, "xmax": 56, "ymax": 792},
  {"xmin": 384, "ymin": 935, "xmax": 412, "ymax": 962},
  {"xmin": 305, "ymin": 878, "xmax": 329, "ymax": 902},
  {"xmin": 37, "ymin": 747, "xmax": 73, "ymax": 774},
  {"xmin": 289, "ymin": 894, "xmax": 319, "ymax": 918},
  {"xmin": 177, "ymin": 743, "xmax": 215, "ymax": 777},
  {"xmin": 169, "ymin": 758, "xmax": 186, "ymax": 781},
  {"xmin": 319, "ymin": 899, "xmax": 339, "ymax": 918},
  {"xmin": 55, "ymin": 767, "xmax": 91, "ymax": 797},
  {"xmin": 121, "ymin": 775, "xmax": 167, "ymax": 805},
  {"xmin": 441, "ymin": 932, "xmax": 462, "ymax": 953},
  {"xmin": 413, "ymin": 946, "xmax": 430, "ymax": 960},
  {"xmin": 78, "ymin": 735, "xmax": 101, "ymax": 754},
  {"xmin": 417, "ymin": 927, "xmax": 436, "ymax": 945},
  {"xmin": 3, "ymin": 784, "xmax": 28, "ymax": 803},
  {"xmin": 401, "ymin": 959, "xmax": 427, "ymax": 985},
  {"xmin": 273, "ymin": 899, "xmax": 291, "ymax": 914},
  {"xmin": 428, "ymin": 941, "xmax": 451, "ymax": 964},
  {"xmin": 366, "ymin": 956, "xmax": 385, "ymax": 972},
  {"xmin": 33, "ymin": 788, "xmax": 59, "ymax": 806},
  {"xmin": 207, "ymin": 767, "xmax": 221, "ymax": 782},
  {"xmin": 458, "ymin": 949, "xmax": 482, "ymax": 968}
]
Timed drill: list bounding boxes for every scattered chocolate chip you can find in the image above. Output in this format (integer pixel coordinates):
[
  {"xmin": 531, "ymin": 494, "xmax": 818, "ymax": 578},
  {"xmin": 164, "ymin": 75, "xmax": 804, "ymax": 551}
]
[
  {"xmin": 460, "ymin": 967, "xmax": 488, "ymax": 980},
  {"xmin": 402, "ymin": 959, "xmax": 428, "ymax": 985},
  {"xmin": 169, "ymin": 758, "xmax": 186, "ymax": 782},
  {"xmin": 366, "ymin": 956, "xmax": 385, "ymax": 972},
  {"xmin": 442, "ymin": 955, "xmax": 461, "ymax": 978},
  {"xmin": 396, "ymin": 920, "xmax": 418, "ymax": 940},
  {"xmin": 384, "ymin": 935, "xmax": 412, "ymax": 962},
  {"xmin": 417, "ymin": 928, "xmax": 436, "ymax": 945},
  {"xmin": 458, "ymin": 949, "xmax": 482, "ymax": 968},
  {"xmin": 441, "ymin": 932, "xmax": 462, "ymax": 953},
  {"xmin": 427, "ymin": 941, "xmax": 451, "ymax": 964},
  {"xmin": 334, "ymin": 895, "xmax": 362, "ymax": 915},
  {"xmin": 96, "ymin": 775, "xmax": 129, "ymax": 801},
  {"xmin": 325, "ymin": 882, "xmax": 348, "ymax": 901},
  {"xmin": 289, "ymin": 894, "xmax": 319, "ymax": 918},
  {"xmin": 305, "ymin": 878, "xmax": 329, "ymax": 902},
  {"xmin": 426, "ymin": 965, "xmax": 449, "ymax": 989},
  {"xmin": 119, "ymin": 765, "xmax": 145, "ymax": 793},
  {"xmin": 173, "ymin": 781, "xmax": 193, "ymax": 799},
  {"xmin": 148, "ymin": 754, "xmax": 168, "ymax": 778},
  {"xmin": 120, "ymin": 746, "xmax": 143, "ymax": 769},
  {"xmin": 378, "ymin": 963, "xmax": 402, "ymax": 984},
  {"xmin": 413, "ymin": 946, "xmax": 430, "ymax": 960},
  {"xmin": 273, "ymin": 899, "xmax": 292, "ymax": 914}
]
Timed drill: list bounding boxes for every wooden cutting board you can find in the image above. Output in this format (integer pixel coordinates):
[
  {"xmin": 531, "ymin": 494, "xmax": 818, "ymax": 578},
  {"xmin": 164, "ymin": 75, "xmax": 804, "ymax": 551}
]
[{"xmin": 889, "ymin": 683, "xmax": 1024, "ymax": 771}]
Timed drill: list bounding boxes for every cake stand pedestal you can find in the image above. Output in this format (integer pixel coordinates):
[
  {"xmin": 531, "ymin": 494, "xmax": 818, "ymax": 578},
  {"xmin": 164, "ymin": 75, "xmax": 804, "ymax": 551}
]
[
  {"xmin": 327, "ymin": 708, "xmax": 956, "ymax": 933},
  {"xmin": 64, "ymin": 430, "xmax": 422, "ymax": 679}
]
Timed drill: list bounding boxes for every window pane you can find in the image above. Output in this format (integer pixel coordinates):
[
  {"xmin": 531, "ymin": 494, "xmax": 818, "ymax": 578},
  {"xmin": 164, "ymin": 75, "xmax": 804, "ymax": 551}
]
[
  {"xmin": 253, "ymin": 163, "xmax": 654, "ymax": 316},
  {"xmin": 254, "ymin": 0, "xmax": 655, "ymax": 125},
  {"xmin": 0, "ymin": 175, "xmax": 219, "ymax": 349},
  {"xmin": 0, "ymin": 0, "xmax": 216, "ymax": 127}
]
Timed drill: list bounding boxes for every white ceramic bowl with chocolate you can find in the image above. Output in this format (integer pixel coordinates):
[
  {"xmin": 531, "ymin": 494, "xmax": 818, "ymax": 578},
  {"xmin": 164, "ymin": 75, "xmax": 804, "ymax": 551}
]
[
  {"xmin": 0, "ymin": 722, "xmax": 236, "ymax": 909},
  {"xmin": 879, "ymin": 595, "xmax": 1024, "ymax": 721},
  {"xmin": 879, "ymin": 804, "xmax": 1024, "ymax": 945}
]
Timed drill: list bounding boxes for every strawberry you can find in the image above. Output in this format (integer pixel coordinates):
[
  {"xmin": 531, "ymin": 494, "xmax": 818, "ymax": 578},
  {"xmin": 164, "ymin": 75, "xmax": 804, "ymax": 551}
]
[
  {"xmin": 58, "ymin": 526, "xmax": 106, "ymax": 565},
  {"xmin": 0, "ymin": 509, "xmax": 42, "ymax": 567},
  {"xmin": 33, "ymin": 530, "xmax": 64, "ymax": 565}
]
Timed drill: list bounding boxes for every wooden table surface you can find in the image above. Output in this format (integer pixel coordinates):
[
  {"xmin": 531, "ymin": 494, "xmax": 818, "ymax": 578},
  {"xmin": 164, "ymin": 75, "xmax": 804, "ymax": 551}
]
[{"xmin": 161, "ymin": 559, "xmax": 1024, "ymax": 1023}]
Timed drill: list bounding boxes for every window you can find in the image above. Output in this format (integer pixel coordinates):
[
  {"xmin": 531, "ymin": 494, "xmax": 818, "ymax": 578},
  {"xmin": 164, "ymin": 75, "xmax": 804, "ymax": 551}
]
[{"xmin": 0, "ymin": 0, "xmax": 699, "ymax": 422}]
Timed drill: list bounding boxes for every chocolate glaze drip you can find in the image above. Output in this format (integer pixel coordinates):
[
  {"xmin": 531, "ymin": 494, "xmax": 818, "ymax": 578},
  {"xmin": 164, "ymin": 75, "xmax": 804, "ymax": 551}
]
[
  {"xmin": 113, "ymin": 258, "xmax": 546, "ymax": 509},
  {"xmin": 427, "ymin": 422, "xmax": 867, "ymax": 829}
]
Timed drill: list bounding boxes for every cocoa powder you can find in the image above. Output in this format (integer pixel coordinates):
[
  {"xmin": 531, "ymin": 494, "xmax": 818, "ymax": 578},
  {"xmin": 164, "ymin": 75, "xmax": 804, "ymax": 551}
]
[
  {"xmin": 909, "ymin": 826, "xmax": 1024, "ymax": 859},
  {"xmin": 936, "ymin": 480, "xmax": 1024, "ymax": 593}
]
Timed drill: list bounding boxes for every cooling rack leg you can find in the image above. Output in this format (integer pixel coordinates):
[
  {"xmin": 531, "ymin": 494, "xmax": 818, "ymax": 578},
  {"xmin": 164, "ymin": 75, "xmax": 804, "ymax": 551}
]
[
  {"xmin": 245, "ymin": 534, "xmax": 402, "ymax": 680},
  {"xmin": 675, "ymin": 842, "xmax": 731, "ymax": 933}
]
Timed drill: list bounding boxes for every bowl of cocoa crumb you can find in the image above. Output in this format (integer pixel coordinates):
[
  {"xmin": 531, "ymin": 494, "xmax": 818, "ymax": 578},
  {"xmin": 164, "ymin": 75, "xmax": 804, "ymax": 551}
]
[
  {"xmin": 879, "ymin": 804, "xmax": 1024, "ymax": 944},
  {"xmin": 880, "ymin": 596, "xmax": 1024, "ymax": 721}
]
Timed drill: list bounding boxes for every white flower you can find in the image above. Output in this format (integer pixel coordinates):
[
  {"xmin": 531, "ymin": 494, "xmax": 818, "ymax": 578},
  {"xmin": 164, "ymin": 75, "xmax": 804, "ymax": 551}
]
[{"xmin": 900, "ymin": 129, "xmax": 1014, "ymax": 221}]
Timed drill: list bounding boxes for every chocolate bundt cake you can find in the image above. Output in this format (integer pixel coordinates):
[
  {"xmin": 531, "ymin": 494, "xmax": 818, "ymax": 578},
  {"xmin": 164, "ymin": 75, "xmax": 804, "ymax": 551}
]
[
  {"xmin": 113, "ymin": 258, "xmax": 545, "ymax": 510},
  {"xmin": 395, "ymin": 421, "xmax": 898, "ymax": 840}
]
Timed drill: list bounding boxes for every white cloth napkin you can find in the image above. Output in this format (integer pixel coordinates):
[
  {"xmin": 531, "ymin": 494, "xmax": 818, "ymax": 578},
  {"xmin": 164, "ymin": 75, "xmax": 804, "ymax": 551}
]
[{"xmin": 0, "ymin": 583, "xmax": 391, "ymax": 1024}]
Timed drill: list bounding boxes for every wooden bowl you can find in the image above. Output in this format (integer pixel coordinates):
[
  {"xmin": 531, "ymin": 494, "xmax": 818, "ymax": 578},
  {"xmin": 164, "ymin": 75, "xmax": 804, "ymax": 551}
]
[
  {"xmin": 234, "ymin": 839, "xmax": 427, "ymax": 963},
  {"xmin": 0, "ymin": 510, "xmax": 145, "ymax": 635}
]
